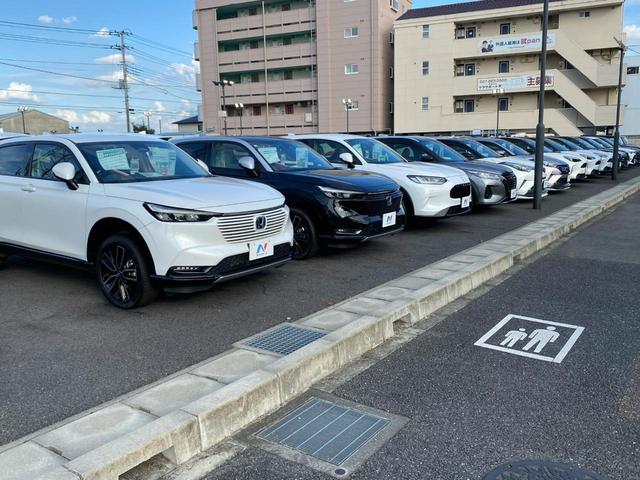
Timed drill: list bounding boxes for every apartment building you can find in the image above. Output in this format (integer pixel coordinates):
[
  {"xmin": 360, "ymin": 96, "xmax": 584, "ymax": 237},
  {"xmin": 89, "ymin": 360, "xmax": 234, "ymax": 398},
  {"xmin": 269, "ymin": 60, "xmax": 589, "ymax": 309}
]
[
  {"xmin": 621, "ymin": 56, "xmax": 640, "ymax": 141},
  {"xmin": 193, "ymin": 0, "xmax": 411, "ymax": 135},
  {"xmin": 393, "ymin": 0, "xmax": 625, "ymax": 136}
]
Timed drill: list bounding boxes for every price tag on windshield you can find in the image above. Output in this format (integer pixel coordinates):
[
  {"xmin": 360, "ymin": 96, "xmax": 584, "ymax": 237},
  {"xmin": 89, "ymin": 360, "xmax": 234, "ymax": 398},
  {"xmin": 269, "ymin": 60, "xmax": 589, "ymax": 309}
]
[
  {"xmin": 96, "ymin": 148, "xmax": 130, "ymax": 170},
  {"xmin": 258, "ymin": 147, "xmax": 280, "ymax": 164}
]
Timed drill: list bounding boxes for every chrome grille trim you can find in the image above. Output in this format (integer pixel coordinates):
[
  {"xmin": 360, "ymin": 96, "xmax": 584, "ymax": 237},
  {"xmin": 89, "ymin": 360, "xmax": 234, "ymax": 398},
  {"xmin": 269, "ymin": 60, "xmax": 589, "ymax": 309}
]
[{"xmin": 217, "ymin": 208, "xmax": 288, "ymax": 244}]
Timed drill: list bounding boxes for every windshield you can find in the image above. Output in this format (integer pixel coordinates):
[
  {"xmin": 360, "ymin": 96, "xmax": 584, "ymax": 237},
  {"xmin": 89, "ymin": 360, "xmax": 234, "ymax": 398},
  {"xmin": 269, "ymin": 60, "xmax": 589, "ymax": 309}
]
[
  {"xmin": 458, "ymin": 139, "xmax": 499, "ymax": 158},
  {"xmin": 544, "ymin": 139, "xmax": 566, "ymax": 151},
  {"xmin": 478, "ymin": 140, "xmax": 512, "ymax": 157},
  {"xmin": 418, "ymin": 138, "xmax": 466, "ymax": 162},
  {"xmin": 78, "ymin": 141, "xmax": 208, "ymax": 184},
  {"xmin": 557, "ymin": 138, "xmax": 582, "ymax": 150},
  {"xmin": 511, "ymin": 137, "xmax": 552, "ymax": 153},
  {"xmin": 492, "ymin": 138, "xmax": 529, "ymax": 156},
  {"xmin": 589, "ymin": 137, "xmax": 612, "ymax": 148},
  {"xmin": 249, "ymin": 138, "xmax": 333, "ymax": 171},
  {"xmin": 569, "ymin": 137, "xmax": 594, "ymax": 149},
  {"xmin": 345, "ymin": 138, "xmax": 404, "ymax": 164}
]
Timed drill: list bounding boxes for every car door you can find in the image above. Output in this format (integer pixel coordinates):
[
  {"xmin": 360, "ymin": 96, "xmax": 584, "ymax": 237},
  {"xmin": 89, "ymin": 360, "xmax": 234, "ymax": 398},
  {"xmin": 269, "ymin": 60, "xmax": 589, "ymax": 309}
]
[
  {"xmin": 207, "ymin": 141, "xmax": 263, "ymax": 180},
  {"xmin": 19, "ymin": 142, "xmax": 90, "ymax": 259},
  {"xmin": 0, "ymin": 142, "xmax": 33, "ymax": 245}
]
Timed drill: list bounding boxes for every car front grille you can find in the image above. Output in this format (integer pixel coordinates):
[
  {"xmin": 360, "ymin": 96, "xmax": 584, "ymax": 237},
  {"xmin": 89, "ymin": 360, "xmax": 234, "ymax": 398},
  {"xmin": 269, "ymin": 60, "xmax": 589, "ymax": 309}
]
[
  {"xmin": 501, "ymin": 172, "xmax": 517, "ymax": 191},
  {"xmin": 217, "ymin": 207, "xmax": 288, "ymax": 244},
  {"xmin": 341, "ymin": 190, "xmax": 403, "ymax": 216},
  {"xmin": 558, "ymin": 164, "xmax": 570, "ymax": 174},
  {"xmin": 555, "ymin": 174, "xmax": 570, "ymax": 187},
  {"xmin": 214, "ymin": 243, "xmax": 291, "ymax": 276},
  {"xmin": 450, "ymin": 182, "xmax": 471, "ymax": 199}
]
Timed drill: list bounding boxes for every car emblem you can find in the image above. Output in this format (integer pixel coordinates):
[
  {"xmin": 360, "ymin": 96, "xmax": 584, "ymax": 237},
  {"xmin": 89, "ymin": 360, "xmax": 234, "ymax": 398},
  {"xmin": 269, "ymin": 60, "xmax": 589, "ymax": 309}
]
[
  {"xmin": 385, "ymin": 196, "xmax": 393, "ymax": 207},
  {"xmin": 255, "ymin": 215, "xmax": 267, "ymax": 230}
]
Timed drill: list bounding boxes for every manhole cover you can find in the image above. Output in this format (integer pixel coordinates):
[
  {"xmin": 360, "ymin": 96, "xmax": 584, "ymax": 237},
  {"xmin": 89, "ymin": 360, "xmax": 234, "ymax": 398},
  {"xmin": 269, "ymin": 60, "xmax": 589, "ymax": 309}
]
[
  {"xmin": 240, "ymin": 324, "xmax": 327, "ymax": 356},
  {"xmin": 483, "ymin": 460, "xmax": 607, "ymax": 480}
]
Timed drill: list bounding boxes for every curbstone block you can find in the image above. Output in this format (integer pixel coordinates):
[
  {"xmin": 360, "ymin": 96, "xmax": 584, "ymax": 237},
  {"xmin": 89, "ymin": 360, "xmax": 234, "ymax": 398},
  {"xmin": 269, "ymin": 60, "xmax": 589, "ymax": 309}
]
[
  {"xmin": 299, "ymin": 310, "xmax": 360, "ymax": 331},
  {"xmin": 324, "ymin": 315, "xmax": 394, "ymax": 366},
  {"xmin": 0, "ymin": 441, "xmax": 66, "ymax": 480},
  {"xmin": 33, "ymin": 466, "xmax": 80, "ymax": 480},
  {"xmin": 191, "ymin": 349, "xmax": 278, "ymax": 384}
]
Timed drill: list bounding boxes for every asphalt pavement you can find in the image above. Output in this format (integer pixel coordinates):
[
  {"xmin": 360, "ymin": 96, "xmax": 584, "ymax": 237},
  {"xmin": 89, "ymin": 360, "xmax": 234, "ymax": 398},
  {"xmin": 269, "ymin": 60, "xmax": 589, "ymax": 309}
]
[
  {"xmin": 1, "ymin": 170, "xmax": 639, "ymax": 446},
  {"xmin": 203, "ymin": 190, "xmax": 640, "ymax": 479}
]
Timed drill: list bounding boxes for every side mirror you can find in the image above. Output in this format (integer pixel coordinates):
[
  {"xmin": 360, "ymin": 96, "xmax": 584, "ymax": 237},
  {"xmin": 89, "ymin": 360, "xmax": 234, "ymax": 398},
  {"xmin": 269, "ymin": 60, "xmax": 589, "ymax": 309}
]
[
  {"xmin": 338, "ymin": 152, "xmax": 355, "ymax": 169},
  {"xmin": 238, "ymin": 156, "xmax": 258, "ymax": 176},
  {"xmin": 52, "ymin": 162, "xmax": 79, "ymax": 190}
]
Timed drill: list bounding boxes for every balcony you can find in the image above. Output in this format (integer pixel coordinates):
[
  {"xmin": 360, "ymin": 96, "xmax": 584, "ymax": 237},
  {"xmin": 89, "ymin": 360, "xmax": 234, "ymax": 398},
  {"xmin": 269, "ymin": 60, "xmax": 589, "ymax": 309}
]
[
  {"xmin": 194, "ymin": 41, "xmax": 200, "ymax": 61},
  {"xmin": 216, "ymin": 8, "xmax": 315, "ymax": 41},
  {"xmin": 192, "ymin": 9, "xmax": 198, "ymax": 30},
  {"xmin": 224, "ymin": 113, "xmax": 315, "ymax": 132},
  {"xmin": 225, "ymin": 78, "xmax": 316, "ymax": 103},
  {"xmin": 196, "ymin": 72, "xmax": 201, "ymax": 92},
  {"xmin": 218, "ymin": 42, "xmax": 315, "ymax": 73}
]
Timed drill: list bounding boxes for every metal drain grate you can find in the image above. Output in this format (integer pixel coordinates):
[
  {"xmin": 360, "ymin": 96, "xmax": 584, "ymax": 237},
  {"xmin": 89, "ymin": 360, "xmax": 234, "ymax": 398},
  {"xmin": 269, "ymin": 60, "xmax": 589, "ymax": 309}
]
[
  {"xmin": 483, "ymin": 460, "xmax": 607, "ymax": 479},
  {"xmin": 257, "ymin": 398, "xmax": 390, "ymax": 465},
  {"xmin": 241, "ymin": 324, "xmax": 327, "ymax": 356}
]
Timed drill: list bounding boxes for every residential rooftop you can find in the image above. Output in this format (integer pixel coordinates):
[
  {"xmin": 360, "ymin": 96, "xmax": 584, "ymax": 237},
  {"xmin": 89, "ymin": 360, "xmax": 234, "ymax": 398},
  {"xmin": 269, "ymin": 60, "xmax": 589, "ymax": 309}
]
[{"xmin": 398, "ymin": 0, "xmax": 562, "ymax": 20}]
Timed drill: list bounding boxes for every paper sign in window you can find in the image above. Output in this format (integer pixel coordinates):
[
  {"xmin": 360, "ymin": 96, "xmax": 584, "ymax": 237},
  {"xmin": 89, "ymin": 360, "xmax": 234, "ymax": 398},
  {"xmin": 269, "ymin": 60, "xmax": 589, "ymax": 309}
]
[
  {"xmin": 258, "ymin": 147, "xmax": 280, "ymax": 164},
  {"xmin": 148, "ymin": 147, "xmax": 176, "ymax": 176},
  {"xmin": 96, "ymin": 148, "xmax": 130, "ymax": 170}
]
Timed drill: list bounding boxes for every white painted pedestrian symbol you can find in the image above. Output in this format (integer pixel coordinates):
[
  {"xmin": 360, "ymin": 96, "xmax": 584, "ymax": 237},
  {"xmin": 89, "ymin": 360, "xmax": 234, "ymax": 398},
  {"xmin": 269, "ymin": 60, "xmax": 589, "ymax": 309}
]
[
  {"xmin": 475, "ymin": 314, "xmax": 584, "ymax": 363},
  {"xmin": 522, "ymin": 326, "xmax": 559, "ymax": 353}
]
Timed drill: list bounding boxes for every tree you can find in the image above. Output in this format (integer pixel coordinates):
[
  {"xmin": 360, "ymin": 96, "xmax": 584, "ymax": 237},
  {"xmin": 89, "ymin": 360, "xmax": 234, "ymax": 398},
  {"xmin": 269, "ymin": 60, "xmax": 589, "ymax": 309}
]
[{"xmin": 132, "ymin": 123, "xmax": 155, "ymax": 135}]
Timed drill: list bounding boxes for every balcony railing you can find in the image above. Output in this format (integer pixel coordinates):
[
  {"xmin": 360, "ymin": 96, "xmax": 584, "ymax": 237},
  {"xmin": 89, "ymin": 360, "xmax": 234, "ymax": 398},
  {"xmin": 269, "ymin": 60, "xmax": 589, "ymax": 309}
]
[
  {"xmin": 216, "ymin": 8, "xmax": 315, "ymax": 38},
  {"xmin": 218, "ymin": 42, "xmax": 314, "ymax": 67}
]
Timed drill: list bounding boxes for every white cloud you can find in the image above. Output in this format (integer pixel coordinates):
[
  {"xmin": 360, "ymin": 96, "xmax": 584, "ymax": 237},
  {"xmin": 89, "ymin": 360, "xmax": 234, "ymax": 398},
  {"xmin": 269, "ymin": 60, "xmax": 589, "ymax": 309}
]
[
  {"xmin": 169, "ymin": 60, "xmax": 199, "ymax": 83},
  {"xmin": 55, "ymin": 109, "xmax": 112, "ymax": 125},
  {"xmin": 93, "ymin": 53, "xmax": 135, "ymax": 64},
  {"xmin": 154, "ymin": 101, "xmax": 166, "ymax": 112},
  {"xmin": 96, "ymin": 71, "xmax": 124, "ymax": 82},
  {"xmin": 62, "ymin": 16, "xmax": 78, "ymax": 25},
  {"xmin": 0, "ymin": 82, "xmax": 40, "ymax": 101},
  {"xmin": 37, "ymin": 15, "xmax": 54, "ymax": 24},
  {"xmin": 624, "ymin": 24, "xmax": 640, "ymax": 42},
  {"xmin": 91, "ymin": 27, "xmax": 111, "ymax": 38}
]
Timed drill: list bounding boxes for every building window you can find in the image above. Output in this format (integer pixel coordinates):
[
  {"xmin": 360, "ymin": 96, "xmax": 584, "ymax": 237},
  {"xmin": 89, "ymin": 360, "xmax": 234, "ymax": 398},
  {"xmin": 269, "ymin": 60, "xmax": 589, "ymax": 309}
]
[
  {"xmin": 498, "ymin": 60, "xmax": 510, "ymax": 73},
  {"xmin": 421, "ymin": 97, "xmax": 429, "ymax": 111},
  {"xmin": 389, "ymin": 66, "xmax": 394, "ymax": 78},
  {"xmin": 455, "ymin": 64, "xmax": 465, "ymax": 76},
  {"xmin": 548, "ymin": 14, "xmax": 559, "ymax": 29},
  {"xmin": 466, "ymin": 26, "xmax": 476, "ymax": 38},
  {"xmin": 422, "ymin": 61, "xmax": 429, "ymax": 75},
  {"xmin": 252, "ymin": 106, "xmax": 262, "ymax": 116},
  {"xmin": 390, "ymin": 0, "xmax": 399, "ymax": 11},
  {"xmin": 389, "ymin": 102, "xmax": 394, "ymax": 114},
  {"xmin": 285, "ymin": 103, "xmax": 294, "ymax": 115},
  {"xmin": 454, "ymin": 100, "xmax": 464, "ymax": 113},
  {"xmin": 579, "ymin": 10, "xmax": 590, "ymax": 18},
  {"xmin": 465, "ymin": 63, "xmax": 476, "ymax": 76},
  {"xmin": 344, "ymin": 27, "xmax": 359, "ymax": 38},
  {"xmin": 498, "ymin": 97, "xmax": 509, "ymax": 111},
  {"xmin": 283, "ymin": 70, "xmax": 293, "ymax": 80},
  {"xmin": 345, "ymin": 63, "xmax": 359, "ymax": 74},
  {"xmin": 389, "ymin": 31, "xmax": 394, "ymax": 44},
  {"xmin": 627, "ymin": 66, "xmax": 640, "ymax": 75},
  {"xmin": 499, "ymin": 23, "xmax": 511, "ymax": 35},
  {"xmin": 422, "ymin": 25, "xmax": 430, "ymax": 38},
  {"xmin": 465, "ymin": 99, "xmax": 475, "ymax": 112}
]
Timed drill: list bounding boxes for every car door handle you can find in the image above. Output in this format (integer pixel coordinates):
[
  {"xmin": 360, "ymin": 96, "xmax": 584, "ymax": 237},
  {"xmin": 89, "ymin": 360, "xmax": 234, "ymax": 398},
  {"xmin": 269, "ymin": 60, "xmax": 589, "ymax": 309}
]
[{"xmin": 21, "ymin": 184, "xmax": 36, "ymax": 193}]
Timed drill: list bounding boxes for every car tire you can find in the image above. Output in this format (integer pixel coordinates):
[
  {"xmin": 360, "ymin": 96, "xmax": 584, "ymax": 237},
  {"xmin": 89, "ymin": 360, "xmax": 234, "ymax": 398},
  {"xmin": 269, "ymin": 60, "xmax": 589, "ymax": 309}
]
[
  {"xmin": 96, "ymin": 234, "xmax": 158, "ymax": 309},
  {"xmin": 290, "ymin": 209, "xmax": 319, "ymax": 260}
]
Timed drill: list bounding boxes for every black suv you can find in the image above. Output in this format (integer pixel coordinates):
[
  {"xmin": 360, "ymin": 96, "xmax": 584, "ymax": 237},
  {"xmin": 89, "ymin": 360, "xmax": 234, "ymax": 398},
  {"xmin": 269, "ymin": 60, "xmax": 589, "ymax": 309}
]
[{"xmin": 173, "ymin": 136, "xmax": 404, "ymax": 259}]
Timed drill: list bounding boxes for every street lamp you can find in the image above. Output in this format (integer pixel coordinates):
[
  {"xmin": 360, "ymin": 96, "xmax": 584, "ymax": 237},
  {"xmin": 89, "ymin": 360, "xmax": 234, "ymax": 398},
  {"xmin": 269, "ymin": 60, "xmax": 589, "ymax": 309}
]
[
  {"xmin": 533, "ymin": 0, "xmax": 550, "ymax": 210},
  {"xmin": 492, "ymin": 88, "xmax": 505, "ymax": 136},
  {"xmin": 213, "ymin": 79, "xmax": 235, "ymax": 136},
  {"xmin": 17, "ymin": 105, "xmax": 29, "ymax": 134},
  {"xmin": 612, "ymin": 36, "xmax": 626, "ymax": 181},
  {"xmin": 342, "ymin": 98, "xmax": 353, "ymax": 133},
  {"xmin": 235, "ymin": 103, "xmax": 244, "ymax": 135}
]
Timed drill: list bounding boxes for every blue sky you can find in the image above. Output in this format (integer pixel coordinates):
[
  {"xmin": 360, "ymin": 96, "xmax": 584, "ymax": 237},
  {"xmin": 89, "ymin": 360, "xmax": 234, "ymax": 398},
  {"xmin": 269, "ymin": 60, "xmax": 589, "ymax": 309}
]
[{"xmin": 0, "ymin": 0, "xmax": 637, "ymax": 132}]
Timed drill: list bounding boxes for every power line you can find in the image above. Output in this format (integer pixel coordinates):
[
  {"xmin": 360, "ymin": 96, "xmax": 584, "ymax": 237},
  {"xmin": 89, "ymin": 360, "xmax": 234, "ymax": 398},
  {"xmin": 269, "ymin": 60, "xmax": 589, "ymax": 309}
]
[
  {"xmin": 0, "ymin": 61, "xmax": 117, "ymax": 83},
  {"xmin": 129, "ymin": 34, "xmax": 192, "ymax": 58},
  {"xmin": 0, "ymin": 87, "xmax": 195, "ymax": 104},
  {"xmin": 0, "ymin": 20, "xmax": 101, "ymax": 35},
  {"xmin": 0, "ymin": 31, "xmax": 111, "ymax": 49}
]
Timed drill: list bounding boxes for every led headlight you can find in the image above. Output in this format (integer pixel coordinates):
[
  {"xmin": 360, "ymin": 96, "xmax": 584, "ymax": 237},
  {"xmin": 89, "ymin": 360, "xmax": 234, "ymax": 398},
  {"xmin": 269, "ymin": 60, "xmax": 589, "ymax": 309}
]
[
  {"xmin": 464, "ymin": 169, "xmax": 501, "ymax": 180},
  {"xmin": 407, "ymin": 175, "xmax": 447, "ymax": 184},
  {"xmin": 501, "ymin": 162, "xmax": 533, "ymax": 172},
  {"xmin": 144, "ymin": 203, "xmax": 217, "ymax": 222},
  {"xmin": 318, "ymin": 186, "xmax": 363, "ymax": 199}
]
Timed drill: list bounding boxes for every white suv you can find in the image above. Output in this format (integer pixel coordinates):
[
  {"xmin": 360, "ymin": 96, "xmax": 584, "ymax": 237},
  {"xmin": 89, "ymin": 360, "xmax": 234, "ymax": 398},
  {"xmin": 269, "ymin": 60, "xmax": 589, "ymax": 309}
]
[{"xmin": 0, "ymin": 134, "xmax": 293, "ymax": 308}]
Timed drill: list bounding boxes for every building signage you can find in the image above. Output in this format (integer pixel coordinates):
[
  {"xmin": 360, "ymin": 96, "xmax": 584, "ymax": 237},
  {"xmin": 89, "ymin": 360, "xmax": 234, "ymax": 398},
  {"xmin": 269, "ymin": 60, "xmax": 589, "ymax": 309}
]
[
  {"xmin": 478, "ymin": 33, "xmax": 556, "ymax": 53},
  {"xmin": 477, "ymin": 73, "xmax": 554, "ymax": 92}
]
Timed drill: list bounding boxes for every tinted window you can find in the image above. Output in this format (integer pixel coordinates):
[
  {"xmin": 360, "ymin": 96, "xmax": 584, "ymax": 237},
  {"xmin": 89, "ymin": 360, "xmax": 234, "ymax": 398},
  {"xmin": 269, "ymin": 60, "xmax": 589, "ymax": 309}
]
[
  {"xmin": 306, "ymin": 139, "xmax": 355, "ymax": 165},
  {"xmin": 345, "ymin": 138, "xmax": 404, "ymax": 164},
  {"xmin": 0, "ymin": 143, "xmax": 30, "ymax": 177},
  {"xmin": 30, "ymin": 143, "xmax": 85, "ymax": 182},
  {"xmin": 506, "ymin": 138, "xmax": 535, "ymax": 154},
  {"xmin": 478, "ymin": 140, "xmax": 510, "ymax": 156},
  {"xmin": 491, "ymin": 138, "xmax": 529, "ymax": 156},
  {"xmin": 417, "ymin": 138, "xmax": 466, "ymax": 162},
  {"xmin": 248, "ymin": 138, "xmax": 333, "ymax": 171},
  {"xmin": 178, "ymin": 142, "xmax": 209, "ymax": 163},
  {"xmin": 441, "ymin": 140, "xmax": 478, "ymax": 160},
  {"xmin": 388, "ymin": 142, "xmax": 421, "ymax": 161},
  {"xmin": 458, "ymin": 139, "xmax": 499, "ymax": 158},
  {"xmin": 209, "ymin": 141, "xmax": 254, "ymax": 172}
]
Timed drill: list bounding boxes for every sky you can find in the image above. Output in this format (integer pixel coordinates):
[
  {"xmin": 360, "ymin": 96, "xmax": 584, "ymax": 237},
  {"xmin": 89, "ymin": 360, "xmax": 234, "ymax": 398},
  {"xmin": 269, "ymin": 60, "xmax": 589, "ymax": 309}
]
[{"xmin": 0, "ymin": 0, "xmax": 637, "ymax": 133}]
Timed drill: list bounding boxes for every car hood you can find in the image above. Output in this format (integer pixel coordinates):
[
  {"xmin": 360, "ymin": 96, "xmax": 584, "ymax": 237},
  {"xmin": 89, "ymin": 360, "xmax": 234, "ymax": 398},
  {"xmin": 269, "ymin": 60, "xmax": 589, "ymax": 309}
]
[
  {"xmin": 431, "ymin": 160, "xmax": 511, "ymax": 175},
  {"xmin": 102, "ymin": 176, "xmax": 284, "ymax": 213},
  {"xmin": 280, "ymin": 168, "xmax": 398, "ymax": 193},
  {"xmin": 372, "ymin": 161, "xmax": 468, "ymax": 179}
]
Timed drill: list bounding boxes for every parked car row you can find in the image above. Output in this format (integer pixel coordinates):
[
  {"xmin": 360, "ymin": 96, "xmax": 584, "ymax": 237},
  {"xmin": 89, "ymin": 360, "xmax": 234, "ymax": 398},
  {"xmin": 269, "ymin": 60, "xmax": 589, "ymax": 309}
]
[{"xmin": 0, "ymin": 132, "xmax": 632, "ymax": 309}]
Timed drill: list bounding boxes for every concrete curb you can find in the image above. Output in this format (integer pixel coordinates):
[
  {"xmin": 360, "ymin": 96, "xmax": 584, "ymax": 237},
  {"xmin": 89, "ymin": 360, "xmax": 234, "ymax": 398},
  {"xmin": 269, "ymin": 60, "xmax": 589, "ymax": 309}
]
[{"xmin": 3, "ymin": 177, "xmax": 639, "ymax": 480}]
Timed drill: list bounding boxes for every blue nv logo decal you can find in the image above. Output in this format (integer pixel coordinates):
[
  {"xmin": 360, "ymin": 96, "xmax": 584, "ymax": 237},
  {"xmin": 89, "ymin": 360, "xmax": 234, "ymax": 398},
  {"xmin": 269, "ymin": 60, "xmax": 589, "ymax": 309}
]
[
  {"xmin": 255, "ymin": 215, "xmax": 267, "ymax": 230},
  {"xmin": 256, "ymin": 242, "xmax": 270, "ymax": 255}
]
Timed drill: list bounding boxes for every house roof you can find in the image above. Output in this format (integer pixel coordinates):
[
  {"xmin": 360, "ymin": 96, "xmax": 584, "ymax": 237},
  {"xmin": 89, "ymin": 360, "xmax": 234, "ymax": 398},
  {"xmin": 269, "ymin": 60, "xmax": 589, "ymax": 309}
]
[
  {"xmin": 0, "ymin": 109, "xmax": 69, "ymax": 123},
  {"xmin": 173, "ymin": 115, "xmax": 201, "ymax": 125},
  {"xmin": 398, "ymin": 0, "xmax": 562, "ymax": 20}
]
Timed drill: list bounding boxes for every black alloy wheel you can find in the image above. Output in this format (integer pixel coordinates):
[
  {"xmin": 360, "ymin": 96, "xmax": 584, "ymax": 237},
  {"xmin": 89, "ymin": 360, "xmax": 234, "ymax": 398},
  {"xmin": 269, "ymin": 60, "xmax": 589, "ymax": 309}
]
[
  {"xmin": 96, "ymin": 234, "xmax": 158, "ymax": 308},
  {"xmin": 290, "ymin": 209, "xmax": 318, "ymax": 260}
]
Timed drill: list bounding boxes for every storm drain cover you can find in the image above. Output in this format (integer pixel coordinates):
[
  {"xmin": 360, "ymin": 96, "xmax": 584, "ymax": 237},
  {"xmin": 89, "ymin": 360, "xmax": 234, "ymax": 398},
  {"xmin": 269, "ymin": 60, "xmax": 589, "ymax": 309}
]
[
  {"xmin": 483, "ymin": 460, "xmax": 607, "ymax": 480},
  {"xmin": 240, "ymin": 324, "xmax": 326, "ymax": 356},
  {"xmin": 257, "ymin": 397, "xmax": 390, "ymax": 465}
]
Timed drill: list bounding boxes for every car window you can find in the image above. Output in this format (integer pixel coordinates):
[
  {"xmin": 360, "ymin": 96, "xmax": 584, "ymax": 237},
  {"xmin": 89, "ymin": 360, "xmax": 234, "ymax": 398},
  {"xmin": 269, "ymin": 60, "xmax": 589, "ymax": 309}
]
[
  {"xmin": 344, "ymin": 138, "xmax": 403, "ymax": 164},
  {"xmin": 178, "ymin": 142, "xmax": 209, "ymax": 163},
  {"xmin": 441, "ymin": 140, "xmax": 478, "ymax": 160},
  {"xmin": 458, "ymin": 139, "xmax": 499, "ymax": 158},
  {"xmin": 389, "ymin": 142, "xmax": 420, "ymax": 161},
  {"xmin": 492, "ymin": 139, "xmax": 529, "ymax": 156},
  {"xmin": 478, "ymin": 140, "xmax": 511, "ymax": 156},
  {"xmin": 248, "ymin": 138, "xmax": 333, "ymax": 171},
  {"xmin": 0, "ymin": 143, "xmax": 30, "ymax": 177},
  {"xmin": 310, "ymin": 139, "xmax": 357, "ymax": 165},
  {"xmin": 209, "ymin": 141, "xmax": 255, "ymax": 172},
  {"xmin": 417, "ymin": 139, "xmax": 465, "ymax": 162},
  {"xmin": 30, "ymin": 143, "xmax": 86, "ymax": 183}
]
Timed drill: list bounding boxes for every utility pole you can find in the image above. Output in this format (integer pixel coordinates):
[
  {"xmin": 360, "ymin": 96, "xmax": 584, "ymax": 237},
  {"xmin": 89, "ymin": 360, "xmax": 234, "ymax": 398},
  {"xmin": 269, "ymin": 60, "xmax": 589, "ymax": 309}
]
[
  {"xmin": 342, "ymin": 98, "xmax": 353, "ymax": 133},
  {"xmin": 17, "ymin": 105, "xmax": 28, "ymax": 134},
  {"xmin": 612, "ymin": 37, "xmax": 626, "ymax": 181},
  {"xmin": 115, "ymin": 30, "xmax": 132, "ymax": 133},
  {"xmin": 143, "ymin": 111, "xmax": 152, "ymax": 130},
  {"xmin": 533, "ymin": 0, "xmax": 550, "ymax": 210},
  {"xmin": 158, "ymin": 119, "xmax": 162, "ymax": 134},
  {"xmin": 493, "ymin": 88, "xmax": 505, "ymax": 136}
]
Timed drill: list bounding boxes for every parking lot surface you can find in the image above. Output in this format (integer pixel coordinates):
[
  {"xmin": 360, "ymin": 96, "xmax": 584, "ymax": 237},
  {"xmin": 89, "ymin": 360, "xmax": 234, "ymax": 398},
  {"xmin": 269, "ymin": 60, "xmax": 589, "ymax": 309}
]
[
  {"xmin": 1, "ymin": 170, "xmax": 639, "ymax": 446},
  {"xmin": 203, "ymin": 191, "xmax": 640, "ymax": 480}
]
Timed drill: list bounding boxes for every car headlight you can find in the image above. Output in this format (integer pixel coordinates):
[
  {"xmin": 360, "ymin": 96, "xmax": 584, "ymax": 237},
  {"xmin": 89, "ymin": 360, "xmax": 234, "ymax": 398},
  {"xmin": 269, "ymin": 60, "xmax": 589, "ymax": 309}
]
[
  {"xmin": 144, "ymin": 203, "xmax": 217, "ymax": 222},
  {"xmin": 501, "ymin": 162, "xmax": 533, "ymax": 172},
  {"xmin": 464, "ymin": 169, "xmax": 501, "ymax": 180},
  {"xmin": 318, "ymin": 186, "xmax": 363, "ymax": 199},
  {"xmin": 407, "ymin": 175, "xmax": 447, "ymax": 184}
]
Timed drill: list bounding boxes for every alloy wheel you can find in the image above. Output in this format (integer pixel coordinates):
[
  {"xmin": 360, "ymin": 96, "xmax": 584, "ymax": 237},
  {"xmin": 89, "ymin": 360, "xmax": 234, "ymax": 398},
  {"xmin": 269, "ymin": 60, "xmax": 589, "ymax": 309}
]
[
  {"xmin": 98, "ymin": 243, "xmax": 140, "ymax": 306},
  {"xmin": 291, "ymin": 212, "xmax": 313, "ymax": 259}
]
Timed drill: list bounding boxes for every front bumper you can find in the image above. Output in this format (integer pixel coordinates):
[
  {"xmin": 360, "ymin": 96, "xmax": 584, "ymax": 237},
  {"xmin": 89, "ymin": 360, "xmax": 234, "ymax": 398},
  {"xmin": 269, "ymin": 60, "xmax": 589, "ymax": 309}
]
[
  {"xmin": 151, "ymin": 243, "xmax": 292, "ymax": 294},
  {"xmin": 547, "ymin": 174, "xmax": 571, "ymax": 191},
  {"xmin": 411, "ymin": 180, "xmax": 472, "ymax": 217},
  {"xmin": 471, "ymin": 173, "xmax": 517, "ymax": 205},
  {"xmin": 319, "ymin": 211, "xmax": 406, "ymax": 247}
]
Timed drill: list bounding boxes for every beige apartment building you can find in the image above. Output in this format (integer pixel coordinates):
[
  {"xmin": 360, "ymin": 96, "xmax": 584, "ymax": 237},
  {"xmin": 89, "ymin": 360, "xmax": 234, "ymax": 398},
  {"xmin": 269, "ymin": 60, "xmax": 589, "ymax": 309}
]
[
  {"xmin": 393, "ymin": 0, "xmax": 625, "ymax": 136},
  {"xmin": 193, "ymin": 0, "xmax": 411, "ymax": 135}
]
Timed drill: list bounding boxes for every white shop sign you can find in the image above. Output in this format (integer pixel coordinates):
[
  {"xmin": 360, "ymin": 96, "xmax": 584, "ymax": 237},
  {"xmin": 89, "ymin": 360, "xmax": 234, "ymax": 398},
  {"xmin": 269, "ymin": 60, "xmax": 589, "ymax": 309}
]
[
  {"xmin": 478, "ymin": 33, "xmax": 556, "ymax": 53},
  {"xmin": 477, "ymin": 73, "xmax": 554, "ymax": 92}
]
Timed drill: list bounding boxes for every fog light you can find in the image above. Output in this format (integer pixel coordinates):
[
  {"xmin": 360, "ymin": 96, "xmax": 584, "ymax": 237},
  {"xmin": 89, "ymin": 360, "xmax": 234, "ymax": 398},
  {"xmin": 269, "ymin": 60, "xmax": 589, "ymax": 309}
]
[
  {"xmin": 335, "ymin": 228, "xmax": 362, "ymax": 235},
  {"xmin": 170, "ymin": 266, "xmax": 213, "ymax": 276}
]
